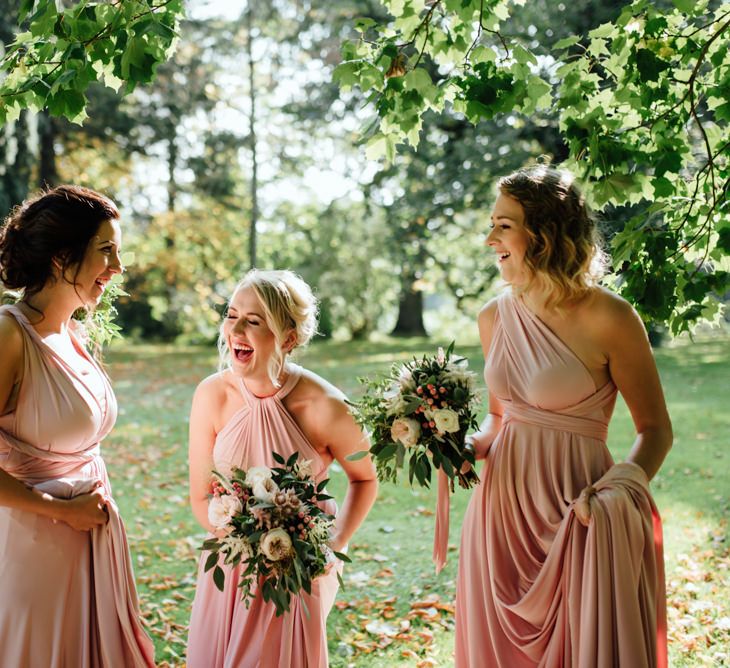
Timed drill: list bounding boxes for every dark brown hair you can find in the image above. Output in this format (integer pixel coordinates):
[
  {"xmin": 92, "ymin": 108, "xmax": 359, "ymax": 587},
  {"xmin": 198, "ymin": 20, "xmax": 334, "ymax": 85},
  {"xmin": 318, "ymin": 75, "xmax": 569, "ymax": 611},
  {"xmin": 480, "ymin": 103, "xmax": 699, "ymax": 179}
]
[
  {"xmin": 0, "ymin": 185, "xmax": 120, "ymax": 296},
  {"xmin": 498, "ymin": 166, "xmax": 606, "ymax": 307}
]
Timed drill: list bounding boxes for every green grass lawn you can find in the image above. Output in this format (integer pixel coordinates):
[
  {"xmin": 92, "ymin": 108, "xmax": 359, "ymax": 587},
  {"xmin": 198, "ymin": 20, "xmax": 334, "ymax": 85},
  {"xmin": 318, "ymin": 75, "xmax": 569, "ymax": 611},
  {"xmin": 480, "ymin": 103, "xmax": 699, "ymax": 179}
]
[{"xmin": 103, "ymin": 335, "xmax": 730, "ymax": 667}]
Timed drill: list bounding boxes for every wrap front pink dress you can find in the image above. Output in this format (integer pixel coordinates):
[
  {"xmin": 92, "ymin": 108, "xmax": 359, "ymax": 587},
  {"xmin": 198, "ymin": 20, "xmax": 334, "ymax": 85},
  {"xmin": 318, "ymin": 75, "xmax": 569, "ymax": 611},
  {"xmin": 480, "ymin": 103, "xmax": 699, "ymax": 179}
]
[
  {"xmin": 0, "ymin": 304, "xmax": 155, "ymax": 667},
  {"xmin": 455, "ymin": 293, "xmax": 667, "ymax": 667},
  {"xmin": 187, "ymin": 364, "xmax": 340, "ymax": 668}
]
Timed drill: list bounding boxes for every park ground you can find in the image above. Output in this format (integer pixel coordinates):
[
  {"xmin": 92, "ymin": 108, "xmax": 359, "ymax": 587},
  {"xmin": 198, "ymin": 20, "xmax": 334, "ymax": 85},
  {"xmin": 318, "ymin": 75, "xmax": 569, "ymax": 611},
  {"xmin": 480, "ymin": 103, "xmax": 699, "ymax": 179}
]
[{"xmin": 103, "ymin": 335, "xmax": 730, "ymax": 667}]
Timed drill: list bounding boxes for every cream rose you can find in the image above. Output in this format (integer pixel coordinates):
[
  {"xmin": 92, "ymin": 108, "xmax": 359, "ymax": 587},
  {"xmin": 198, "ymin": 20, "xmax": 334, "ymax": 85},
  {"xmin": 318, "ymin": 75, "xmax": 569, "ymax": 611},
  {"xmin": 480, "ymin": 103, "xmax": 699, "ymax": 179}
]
[
  {"xmin": 431, "ymin": 408, "xmax": 460, "ymax": 434},
  {"xmin": 208, "ymin": 494, "xmax": 242, "ymax": 530},
  {"xmin": 383, "ymin": 383, "xmax": 407, "ymax": 417},
  {"xmin": 294, "ymin": 458, "xmax": 314, "ymax": 480},
  {"xmin": 245, "ymin": 466, "xmax": 273, "ymax": 488},
  {"xmin": 391, "ymin": 417, "xmax": 421, "ymax": 448},
  {"xmin": 259, "ymin": 527, "xmax": 293, "ymax": 561},
  {"xmin": 252, "ymin": 477, "xmax": 279, "ymax": 504}
]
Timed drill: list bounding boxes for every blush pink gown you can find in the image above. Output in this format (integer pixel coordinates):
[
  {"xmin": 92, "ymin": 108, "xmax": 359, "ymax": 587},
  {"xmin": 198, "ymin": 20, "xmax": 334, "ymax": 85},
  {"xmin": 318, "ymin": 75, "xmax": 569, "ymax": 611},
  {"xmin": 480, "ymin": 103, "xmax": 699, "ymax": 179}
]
[
  {"xmin": 455, "ymin": 293, "xmax": 667, "ymax": 668},
  {"xmin": 187, "ymin": 364, "xmax": 340, "ymax": 668},
  {"xmin": 0, "ymin": 305, "xmax": 155, "ymax": 667}
]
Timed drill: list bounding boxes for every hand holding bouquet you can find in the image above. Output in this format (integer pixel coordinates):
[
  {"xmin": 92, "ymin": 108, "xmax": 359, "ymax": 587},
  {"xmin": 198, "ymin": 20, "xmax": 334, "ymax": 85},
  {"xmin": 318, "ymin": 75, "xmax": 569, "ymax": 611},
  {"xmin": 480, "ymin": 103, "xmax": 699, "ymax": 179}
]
[
  {"xmin": 201, "ymin": 452, "xmax": 348, "ymax": 616},
  {"xmin": 350, "ymin": 343, "xmax": 480, "ymax": 490}
]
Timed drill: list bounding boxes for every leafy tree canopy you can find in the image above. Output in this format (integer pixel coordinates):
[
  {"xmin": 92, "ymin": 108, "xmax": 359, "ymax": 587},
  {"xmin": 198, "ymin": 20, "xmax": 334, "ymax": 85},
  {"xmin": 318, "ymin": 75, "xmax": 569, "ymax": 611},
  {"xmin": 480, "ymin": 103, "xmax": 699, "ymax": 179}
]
[
  {"xmin": 335, "ymin": 0, "xmax": 730, "ymax": 334},
  {"xmin": 0, "ymin": 0, "xmax": 183, "ymax": 125}
]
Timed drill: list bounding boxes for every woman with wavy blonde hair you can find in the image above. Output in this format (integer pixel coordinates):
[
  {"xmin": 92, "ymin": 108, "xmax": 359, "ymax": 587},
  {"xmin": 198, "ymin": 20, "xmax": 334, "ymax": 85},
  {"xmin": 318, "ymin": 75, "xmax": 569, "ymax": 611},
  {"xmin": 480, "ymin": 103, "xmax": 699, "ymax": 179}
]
[
  {"xmin": 455, "ymin": 166, "xmax": 671, "ymax": 667},
  {"xmin": 187, "ymin": 269, "xmax": 377, "ymax": 668}
]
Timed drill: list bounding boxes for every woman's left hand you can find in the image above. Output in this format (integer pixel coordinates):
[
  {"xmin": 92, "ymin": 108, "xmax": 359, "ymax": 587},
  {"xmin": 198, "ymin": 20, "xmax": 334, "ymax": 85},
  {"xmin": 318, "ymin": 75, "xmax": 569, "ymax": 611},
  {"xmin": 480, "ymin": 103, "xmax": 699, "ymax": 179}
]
[{"xmin": 573, "ymin": 485, "xmax": 596, "ymax": 527}]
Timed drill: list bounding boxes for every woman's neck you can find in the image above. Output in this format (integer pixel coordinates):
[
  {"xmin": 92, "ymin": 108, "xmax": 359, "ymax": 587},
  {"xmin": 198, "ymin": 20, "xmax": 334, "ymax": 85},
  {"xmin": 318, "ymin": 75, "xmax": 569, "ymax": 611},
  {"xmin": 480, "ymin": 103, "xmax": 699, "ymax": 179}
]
[
  {"xmin": 520, "ymin": 286, "xmax": 553, "ymax": 314},
  {"xmin": 238, "ymin": 366, "xmax": 288, "ymax": 398},
  {"xmin": 20, "ymin": 285, "xmax": 81, "ymax": 335}
]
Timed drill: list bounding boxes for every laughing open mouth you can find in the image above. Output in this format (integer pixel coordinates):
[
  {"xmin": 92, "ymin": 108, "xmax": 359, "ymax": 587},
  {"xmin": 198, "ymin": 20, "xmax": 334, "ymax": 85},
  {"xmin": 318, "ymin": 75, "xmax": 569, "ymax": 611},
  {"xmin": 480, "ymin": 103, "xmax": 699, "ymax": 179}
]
[
  {"xmin": 232, "ymin": 343, "xmax": 254, "ymax": 362},
  {"xmin": 498, "ymin": 252, "xmax": 511, "ymax": 262}
]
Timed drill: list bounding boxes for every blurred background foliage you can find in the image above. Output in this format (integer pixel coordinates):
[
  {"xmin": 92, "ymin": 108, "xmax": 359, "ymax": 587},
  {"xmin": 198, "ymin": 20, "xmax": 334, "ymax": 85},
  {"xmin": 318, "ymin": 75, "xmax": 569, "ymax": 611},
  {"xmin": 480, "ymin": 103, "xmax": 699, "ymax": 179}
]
[{"xmin": 1, "ymin": 0, "xmax": 727, "ymax": 344}]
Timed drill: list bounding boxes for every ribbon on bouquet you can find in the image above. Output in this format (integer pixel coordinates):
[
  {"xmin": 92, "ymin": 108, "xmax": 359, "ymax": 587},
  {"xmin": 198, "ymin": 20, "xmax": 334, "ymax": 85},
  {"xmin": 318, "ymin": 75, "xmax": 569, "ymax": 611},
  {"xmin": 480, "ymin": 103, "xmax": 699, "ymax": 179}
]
[{"xmin": 433, "ymin": 468, "xmax": 450, "ymax": 573}]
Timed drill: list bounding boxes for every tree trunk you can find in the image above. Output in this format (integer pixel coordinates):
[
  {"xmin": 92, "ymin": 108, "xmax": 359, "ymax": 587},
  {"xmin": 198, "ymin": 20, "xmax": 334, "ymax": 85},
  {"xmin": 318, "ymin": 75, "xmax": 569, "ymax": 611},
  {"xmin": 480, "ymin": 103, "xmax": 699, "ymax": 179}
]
[
  {"xmin": 391, "ymin": 272, "xmax": 427, "ymax": 336},
  {"xmin": 167, "ymin": 128, "xmax": 178, "ymax": 214},
  {"xmin": 246, "ymin": 2, "xmax": 258, "ymax": 269},
  {"xmin": 38, "ymin": 111, "xmax": 58, "ymax": 188},
  {"xmin": 0, "ymin": 113, "xmax": 32, "ymax": 213}
]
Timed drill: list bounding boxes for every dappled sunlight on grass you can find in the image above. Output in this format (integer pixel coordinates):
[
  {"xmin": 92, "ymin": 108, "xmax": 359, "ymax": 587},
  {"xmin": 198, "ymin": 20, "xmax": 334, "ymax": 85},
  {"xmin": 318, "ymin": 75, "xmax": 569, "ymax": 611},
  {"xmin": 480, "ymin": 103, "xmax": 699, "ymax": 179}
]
[{"xmin": 103, "ymin": 334, "xmax": 728, "ymax": 666}]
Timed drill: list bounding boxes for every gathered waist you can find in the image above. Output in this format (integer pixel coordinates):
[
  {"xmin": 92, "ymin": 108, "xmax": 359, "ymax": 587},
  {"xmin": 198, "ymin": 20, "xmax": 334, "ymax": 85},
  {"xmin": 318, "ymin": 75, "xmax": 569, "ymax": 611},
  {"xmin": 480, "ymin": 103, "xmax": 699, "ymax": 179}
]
[
  {"xmin": 0, "ymin": 427, "xmax": 104, "ymax": 486},
  {"xmin": 502, "ymin": 403, "xmax": 609, "ymax": 442}
]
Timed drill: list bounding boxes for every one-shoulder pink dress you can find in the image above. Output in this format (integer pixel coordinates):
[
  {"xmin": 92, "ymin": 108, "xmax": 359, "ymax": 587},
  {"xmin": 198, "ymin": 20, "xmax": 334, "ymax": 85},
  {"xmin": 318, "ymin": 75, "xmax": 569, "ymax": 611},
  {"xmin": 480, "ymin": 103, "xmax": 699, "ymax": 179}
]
[
  {"xmin": 187, "ymin": 364, "xmax": 340, "ymax": 668},
  {"xmin": 455, "ymin": 293, "xmax": 666, "ymax": 668},
  {"xmin": 0, "ymin": 304, "xmax": 155, "ymax": 667}
]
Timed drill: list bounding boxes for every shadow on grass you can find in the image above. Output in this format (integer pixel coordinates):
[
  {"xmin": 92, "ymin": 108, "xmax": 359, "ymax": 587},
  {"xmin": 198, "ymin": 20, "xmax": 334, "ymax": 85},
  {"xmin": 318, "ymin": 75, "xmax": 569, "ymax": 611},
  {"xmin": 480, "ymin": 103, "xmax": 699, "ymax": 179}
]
[{"xmin": 103, "ymin": 334, "xmax": 729, "ymax": 667}]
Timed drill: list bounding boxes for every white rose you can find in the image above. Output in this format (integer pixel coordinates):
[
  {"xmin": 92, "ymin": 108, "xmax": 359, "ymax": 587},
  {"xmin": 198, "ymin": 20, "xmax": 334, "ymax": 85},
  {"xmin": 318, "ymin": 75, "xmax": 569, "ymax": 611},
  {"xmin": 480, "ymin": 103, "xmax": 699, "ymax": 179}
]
[
  {"xmin": 245, "ymin": 466, "xmax": 273, "ymax": 488},
  {"xmin": 390, "ymin": 417, "xmax": 421, "ymax": 448},
  {"xmin": 295, "ymin": 459, "xmax": 314, "ymax": 480},
  {"xmin": 259, "ymin": 527, "xmax": 293, "ymax": 561},
  {"xmin": 208, "ymin": 494, "xmax": 242, "ymax": 530},
  {"xmin": 252, "ymin": 477, "xmax": 279, "ymax": 503},
  {"xmin": 431, "ymin": 408, "xmax": 460, "ymax": 434},
  {"xmin": 384, "ymin": 391, "xmax": 407, "ymax": 417},
  {"xmin": 382, "ymin": 382, "xmax": 401, "ymax": 400}
]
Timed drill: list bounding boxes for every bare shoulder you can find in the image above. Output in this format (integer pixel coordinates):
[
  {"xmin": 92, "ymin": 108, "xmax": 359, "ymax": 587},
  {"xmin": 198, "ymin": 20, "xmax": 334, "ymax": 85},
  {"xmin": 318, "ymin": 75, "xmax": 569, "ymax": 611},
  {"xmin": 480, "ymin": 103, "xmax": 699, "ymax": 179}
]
[
  {"xmin": 477, "ymin": 295, "xmax": 502, "ymax": 357},
  {"xmin": 193, "ymin": 370, "xmax": 231, "ymax": 405},
  {"xmin": 287, "ymin": 366, "xmax": 362, "ymax": 452},
  {"xmin": 290, "ymin": 367, "xmax": 347, "ymax": 414},
  {"xmin": 287, "ymin": 367, "xmax": 355, "ymax": 434},
  {"xmin": 579, "ymin": 287, "xmax": 647, "ymax": 343},
  {"xmin": 477, "ymin": 296, "xmax": 501, "ymax": 330},
  {"xmin": 0, "ymin": 312, "xmax": 24, "ymax": 361}
]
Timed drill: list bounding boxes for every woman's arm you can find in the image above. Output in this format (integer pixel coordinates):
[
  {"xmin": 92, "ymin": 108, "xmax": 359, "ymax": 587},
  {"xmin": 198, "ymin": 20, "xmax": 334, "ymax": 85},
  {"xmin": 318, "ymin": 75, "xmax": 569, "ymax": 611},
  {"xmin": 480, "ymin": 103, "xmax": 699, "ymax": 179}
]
[
  {"xmin": 188, "ymin": 378, "xmax": 220, "ymax": 533},
  {"xmin": 0, "ymin": 315, "xmax": 108, "ymax": 530},
  {"xmin": 0, "ymin": 314, "xmax": 23, "ymax": 416},
  {"xmin": 469, "ymin": 391, "xmax": 504, "ymax": 460},
  {"xmin": 599, "ymin": 297, "xmax": 673, "ymax": 481},
  {"xmin": 469, "ymin": 298, "xmax": 504, "ymax": 459},
  {"xmin": 310, "ymin": 394, "xmax": 377, "ymax": 553}
]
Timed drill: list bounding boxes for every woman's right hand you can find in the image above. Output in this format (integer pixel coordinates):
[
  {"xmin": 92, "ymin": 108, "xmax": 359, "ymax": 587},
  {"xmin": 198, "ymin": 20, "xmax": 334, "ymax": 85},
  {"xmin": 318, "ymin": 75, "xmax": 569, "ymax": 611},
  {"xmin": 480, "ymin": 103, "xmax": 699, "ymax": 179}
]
[{"xmin": 57, "ymin": 486, "xmax": 109, "ymax": 531}]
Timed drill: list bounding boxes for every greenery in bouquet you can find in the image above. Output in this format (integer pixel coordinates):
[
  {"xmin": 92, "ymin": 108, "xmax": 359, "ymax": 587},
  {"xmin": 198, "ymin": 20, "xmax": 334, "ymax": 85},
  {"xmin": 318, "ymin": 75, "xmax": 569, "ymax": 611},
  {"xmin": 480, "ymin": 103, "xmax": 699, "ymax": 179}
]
[
  {"xmin": 201, "ymin": 452, "xmax": 349, "ymax": 617},
  {"xmin": 350, "ymin": 343, "xmax": 481, "ymax": 489}
]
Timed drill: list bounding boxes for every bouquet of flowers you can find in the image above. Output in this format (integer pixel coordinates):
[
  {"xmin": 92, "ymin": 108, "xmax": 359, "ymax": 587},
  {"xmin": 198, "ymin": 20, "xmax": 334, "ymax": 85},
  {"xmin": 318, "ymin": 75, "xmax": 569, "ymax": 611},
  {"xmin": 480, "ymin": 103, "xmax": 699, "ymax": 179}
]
[
  {"xmin": 201, "ymin": 451, "xmax": 348, "ymax": 616},
  {"xmin": 350, "ymin": 343, "xmax": 480, "ymax": 489}
]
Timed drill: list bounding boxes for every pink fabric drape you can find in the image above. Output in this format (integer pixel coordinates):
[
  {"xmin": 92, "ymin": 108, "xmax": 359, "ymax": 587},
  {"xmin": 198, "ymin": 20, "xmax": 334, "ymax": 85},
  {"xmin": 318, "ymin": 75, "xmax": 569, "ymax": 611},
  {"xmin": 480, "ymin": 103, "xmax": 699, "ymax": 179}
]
[
  {"xmin": 454, "ymin": 293, "xmax": 666, "ymax": 667},
  {"xmin": 187, "ymin": 365, "xmax": 341, "ymax": 668},
  {"xmin": 0, "ymin": 304, "xmax": 154, "ymax": 667}
]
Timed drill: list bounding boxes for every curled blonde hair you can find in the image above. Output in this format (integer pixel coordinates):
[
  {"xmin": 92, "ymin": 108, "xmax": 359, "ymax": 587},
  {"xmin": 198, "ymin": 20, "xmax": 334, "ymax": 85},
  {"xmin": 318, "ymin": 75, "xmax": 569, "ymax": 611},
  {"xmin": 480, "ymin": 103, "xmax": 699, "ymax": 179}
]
[
  {"xmin": 218, "ymin": 269, "xmax": 319, "ymax": 386},
  {"xmin": 498, "ymin": 166, "xmax": 607, "ymax": 309}
]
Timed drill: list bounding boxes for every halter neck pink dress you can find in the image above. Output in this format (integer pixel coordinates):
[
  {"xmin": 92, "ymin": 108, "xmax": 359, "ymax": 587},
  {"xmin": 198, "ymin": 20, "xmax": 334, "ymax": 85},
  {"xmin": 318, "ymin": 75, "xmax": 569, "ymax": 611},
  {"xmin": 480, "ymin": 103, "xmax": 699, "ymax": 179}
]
[
  {"xmin": 0, "ymin": 304, "xmax": 155, "ymax": 667},
  {"xmin": 187, "ymin": 364, "xmax": 341, "ymax": 668},
  {"xmin": 455, "ymin": 293, "xmax": 667, "ymax": 668}
]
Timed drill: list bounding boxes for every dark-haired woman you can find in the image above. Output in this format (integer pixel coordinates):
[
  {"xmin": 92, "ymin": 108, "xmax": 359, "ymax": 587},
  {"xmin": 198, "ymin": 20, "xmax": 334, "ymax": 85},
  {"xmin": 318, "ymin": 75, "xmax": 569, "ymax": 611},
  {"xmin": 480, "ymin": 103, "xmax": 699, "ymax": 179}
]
[
  {"xmin": 455, "ymin": 167, "xmax": 670, "ymax": 667},
  {"xmin": 0, "ymin": 186, "xmax": 155, "ymax": 666}
]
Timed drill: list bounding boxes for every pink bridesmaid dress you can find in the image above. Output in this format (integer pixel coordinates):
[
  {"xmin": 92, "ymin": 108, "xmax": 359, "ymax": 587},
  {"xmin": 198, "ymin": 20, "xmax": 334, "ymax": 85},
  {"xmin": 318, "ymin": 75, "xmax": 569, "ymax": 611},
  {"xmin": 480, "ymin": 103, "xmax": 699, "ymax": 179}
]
[
  {"xmin": 187, "ymin": 364, "xmax": 340, "ymax": 668},
  {"xmin": 455, "ymin": 293, "xmax": 667, "ymax": 668},
  {"xmin": 0, "ymin": 305, "xmax": 155, "ymax": 666}
]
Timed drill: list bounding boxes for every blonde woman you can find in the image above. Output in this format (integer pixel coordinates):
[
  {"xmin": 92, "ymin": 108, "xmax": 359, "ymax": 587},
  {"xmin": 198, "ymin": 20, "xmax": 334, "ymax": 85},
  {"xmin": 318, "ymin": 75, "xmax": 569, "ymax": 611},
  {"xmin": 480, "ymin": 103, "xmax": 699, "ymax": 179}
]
[
  {"xmin": 187, "ymin": 269, "xmax": 377, "ymax": 668},
  {"xmin": 455, "ymin": 167, "xmax": 671, "ymax": 667}
]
